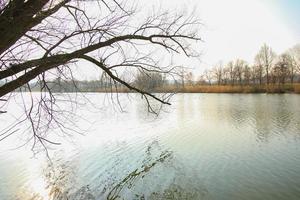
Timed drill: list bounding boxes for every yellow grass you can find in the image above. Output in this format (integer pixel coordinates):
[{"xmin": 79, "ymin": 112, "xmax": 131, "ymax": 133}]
[
  {"xmin": 85, "ymin": 84, "xmax": 300, "ymax": 94},
  {"xmin": 294, "ymin": 84, "xmax": 300, "ymax": 94},
  {"xmin": 183, "ymin": 85, "xmax": 251, "ymax": 93},
  {"xmin": 157, "ymin": 84, "xmax": 300, "ymax": 94}
]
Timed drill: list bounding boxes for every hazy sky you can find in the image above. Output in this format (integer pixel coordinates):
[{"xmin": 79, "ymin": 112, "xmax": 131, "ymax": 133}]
[
  {"xmin": 141, "ymin": 0, "xmax": 299, "ymax": 73},
  {"xmin": 80, "ymin": 0, "xmax": 300, "ymax": 79}
]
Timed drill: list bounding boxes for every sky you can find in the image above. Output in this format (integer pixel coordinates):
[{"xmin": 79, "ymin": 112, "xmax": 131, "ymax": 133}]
[
  {"xmin": 79, "ymin": 0, "xmax": 300, "ymax": 79},
  {"xmin": 274, "ymin": 0, "xmax": 300, "ymax": 38},
  {"xmin": 140, "ymin": 0, "xmax": 300, "ymax": 74}
]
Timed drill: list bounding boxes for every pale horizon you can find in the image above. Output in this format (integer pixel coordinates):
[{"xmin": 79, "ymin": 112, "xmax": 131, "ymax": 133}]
[
  {"xmin": 76, "ymin": 0, "xmax": 300, "ymax": 80},
  {"xmin": 143, "ymin": 0, "xmax": 299, "ymax": 75}
]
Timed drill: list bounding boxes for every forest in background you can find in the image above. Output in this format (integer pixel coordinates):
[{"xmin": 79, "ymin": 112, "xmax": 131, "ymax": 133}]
[{"xmin": 10, "ymin": 43, "xmax": 300, "ymax": 94}]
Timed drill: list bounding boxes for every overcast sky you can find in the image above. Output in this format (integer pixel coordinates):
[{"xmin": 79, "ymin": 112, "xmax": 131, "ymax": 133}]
[
  {"xmin": 145, "ymin": 0, "xmax": 299, "ymax": 71},
  {"xmin": 80, "ymin": 0, "xmax": 300, "ymax": 79}
]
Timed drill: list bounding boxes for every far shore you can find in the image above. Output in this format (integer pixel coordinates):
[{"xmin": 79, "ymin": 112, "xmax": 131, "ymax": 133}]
[
  {"xmin": 25, "ymin": 83, "xmax": 300, "ymax": 94},
  {"xmin": 169, "ymin": 84, "xmax": 300, "ymax": 94}
]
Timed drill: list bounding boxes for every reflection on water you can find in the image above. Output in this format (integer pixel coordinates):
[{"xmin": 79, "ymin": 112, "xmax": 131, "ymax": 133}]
[
  {"xmin": 16, "ymin": 143, "xmax": 173, "ymax": 200},
  {"xmin": 106, "ymin": 149, "xmax": 172, "ymax": 200},
  {"xmin": 1, "ymin": 93, "xmax": 300, "ymax": 200},
  {"xmin": 14, "ymin": 141, "xmax": 209, "ymax": 200}
]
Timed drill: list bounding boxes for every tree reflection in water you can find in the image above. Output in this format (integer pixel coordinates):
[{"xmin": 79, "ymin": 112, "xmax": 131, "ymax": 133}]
[
  {"xmin": 106, "ymin": 150, "xmax": 172, "ymax": 200},
  {"xmin": 17, "ymin": 141, "xmax": 209, "ymax": 200}
]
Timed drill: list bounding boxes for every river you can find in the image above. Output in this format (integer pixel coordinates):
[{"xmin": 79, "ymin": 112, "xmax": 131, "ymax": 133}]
[{"xmin": 0, "ymin": 93, "xmax": 300, "ymax": 200}]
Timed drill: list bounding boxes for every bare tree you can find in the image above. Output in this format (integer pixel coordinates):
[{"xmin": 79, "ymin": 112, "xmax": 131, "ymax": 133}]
[
  {"xmin": 134, "ymin": 71, "xmax": 165, "ymax": 91},
  {"xmin": 255, "ymin": 44, "xmax": 276, "ymax": 85},
  {"xmin": 288, "ymin": 44, "xmax": 300, "ymax": 83},
  {"xmin": 254, "ymin": 56, "xmax": 264, "ymax": 85},
  {"xmin": 203, "ymin": 69, "xmax": 213, "ymax": 85},
  {"xmin": 185, "ymin": 71, "xmax": 194, "ymax": 86},
  {"xmin": 234, "ymin": 59, "xmax": 246, "ymax": 86},
  {"xmin": 179, "ymin": 67, "xmax": 186, "ymax": 88},
  {"xmin": 273, "ymin": 54, "xmax": 290, "ymax": 85},
  {"xmin": 0, "ymin": 0, "xmax": 201, "ymax": 150},
  {"xmin": 221, "ymin": 67, "xmax": 229, "ymax": 85},
  {"xmin": 227, "ymin": 61, "xmax": 236, "ymax": 86},
  {"xmin": 213, "ymin": 62, "xmax": 223, "ymax": 85},
  {"xmin": 243, "ymin": 64, "xmax": 251, "ymax": 85},
  {"xmin": 287, "ymin": 55, "xmax": 296, "ymax": 84},
  {"xmin": 196, "ymin": 44, "xmax": 299, "ymax": 87}
]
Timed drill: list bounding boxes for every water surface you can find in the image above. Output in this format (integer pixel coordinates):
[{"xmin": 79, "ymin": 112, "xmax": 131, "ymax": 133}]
[{"xmin": 0, "ymin": 93, "xmax": 300, "ymax": 200}]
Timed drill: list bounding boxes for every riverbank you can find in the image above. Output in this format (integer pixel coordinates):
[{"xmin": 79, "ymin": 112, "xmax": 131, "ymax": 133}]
[
  {"xmin": 172, "ymin": 84, "xmax": 300, "ymax": 94},
  {"xmin": 91, "ymin": 84, "xmax": 300, "ymax": 94},
  {"xmin": 27, "ymin": 84, "xmax": 300, "ymax": 94}
]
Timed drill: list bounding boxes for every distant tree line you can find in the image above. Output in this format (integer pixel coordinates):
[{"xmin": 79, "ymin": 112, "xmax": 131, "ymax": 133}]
[
  {"xmin": 21, "ymin": 44, "xmax": 300, "ymax": 93},
  {"xmin": 26, "ymin": 71, "xmax": 174, "ymax": 92},
  {"xmin": 198, "ymin": 44, "xmax": 300, "ymax": 86}
]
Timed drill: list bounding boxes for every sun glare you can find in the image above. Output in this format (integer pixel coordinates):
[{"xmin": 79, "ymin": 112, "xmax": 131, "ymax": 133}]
[{"xmin": 30, "ymin": 177, "xmax": 49, "ymax": 200}]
